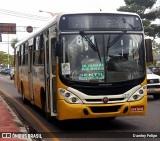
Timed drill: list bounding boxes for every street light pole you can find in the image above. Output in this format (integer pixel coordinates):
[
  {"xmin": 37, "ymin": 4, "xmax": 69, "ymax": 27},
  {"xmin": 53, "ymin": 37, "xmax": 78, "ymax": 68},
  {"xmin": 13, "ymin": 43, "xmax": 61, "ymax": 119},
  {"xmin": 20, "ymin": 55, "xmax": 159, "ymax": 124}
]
[{"xmin": 39, "ymin": 10, "xmax": 57, "ymax": 17}]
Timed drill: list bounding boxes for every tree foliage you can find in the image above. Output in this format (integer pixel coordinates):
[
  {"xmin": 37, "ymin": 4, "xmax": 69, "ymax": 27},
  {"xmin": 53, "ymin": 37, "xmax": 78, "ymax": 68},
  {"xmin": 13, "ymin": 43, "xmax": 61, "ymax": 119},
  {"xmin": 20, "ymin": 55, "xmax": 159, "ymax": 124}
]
[
  {"xmin": 11, "ymin": 38, "xmax": 19, "ymax": 48},
  {"xmin": 0, "ymin": 38, "xmax": 19, "ymax": 67},
  {"xmin": 152, "ymin": 42, "xmax": 160, "ymax": 56},
  {"xmin": 0, "ymin": 51, "xmax": 14, "ymax": 67},
  {"xmin": 124, "ymin": 0, "xmax": 156, "ymax": 8},
  {"xmin": 117, "ymin": 0, "xmax": 160, "ymax": 38}
]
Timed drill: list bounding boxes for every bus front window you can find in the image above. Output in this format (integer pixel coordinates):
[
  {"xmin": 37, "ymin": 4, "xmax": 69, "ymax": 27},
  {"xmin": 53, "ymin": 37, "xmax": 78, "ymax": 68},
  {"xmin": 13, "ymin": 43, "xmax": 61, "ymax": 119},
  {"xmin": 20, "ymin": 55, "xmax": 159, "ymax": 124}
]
[
  {"xmin": 61, "ymin": 34, "xmax": 105, "ymax": 82},
  {"xmin": 106, "ymin": 34, "xmax": 145, "ymax": 82},
  {"xmin": 60, "ymin": 34, "xmax": 145, "ymax": 83}
]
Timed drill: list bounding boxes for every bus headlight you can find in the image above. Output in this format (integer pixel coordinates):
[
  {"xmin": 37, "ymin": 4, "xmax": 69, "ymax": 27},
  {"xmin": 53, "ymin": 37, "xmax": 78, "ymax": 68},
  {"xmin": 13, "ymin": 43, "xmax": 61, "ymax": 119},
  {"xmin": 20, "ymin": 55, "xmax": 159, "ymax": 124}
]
[
  {"xmin": 65, "ymin": 92, "xmax": 70, "ymax": 97},
  {"xmin": 59, "ymin": 88, "xmax": 83, "ymax": 104},
  {"xmin": 128, "ymin": 86, "xmax": 146, "ymax": 102}
]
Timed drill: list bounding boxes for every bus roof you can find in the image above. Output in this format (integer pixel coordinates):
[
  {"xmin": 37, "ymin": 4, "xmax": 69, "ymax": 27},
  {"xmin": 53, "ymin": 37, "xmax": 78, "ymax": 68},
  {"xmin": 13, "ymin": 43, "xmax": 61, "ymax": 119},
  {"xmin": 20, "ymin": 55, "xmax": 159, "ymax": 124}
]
[{"xmin": 15, "ymin": 11, "xmax": 141, "ymax": 47}]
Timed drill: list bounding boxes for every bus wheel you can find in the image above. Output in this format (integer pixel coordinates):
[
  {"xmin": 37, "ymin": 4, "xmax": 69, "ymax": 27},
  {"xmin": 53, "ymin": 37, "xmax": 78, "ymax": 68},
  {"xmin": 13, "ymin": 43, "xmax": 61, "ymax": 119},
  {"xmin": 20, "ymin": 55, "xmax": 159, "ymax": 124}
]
[
  {"xmin": 153, "ymin": 94, "xmax": 160, "ymax": 99},
  {"xmin": 21, "ymin": 84, "xmax": 27, "ymax": 104}
]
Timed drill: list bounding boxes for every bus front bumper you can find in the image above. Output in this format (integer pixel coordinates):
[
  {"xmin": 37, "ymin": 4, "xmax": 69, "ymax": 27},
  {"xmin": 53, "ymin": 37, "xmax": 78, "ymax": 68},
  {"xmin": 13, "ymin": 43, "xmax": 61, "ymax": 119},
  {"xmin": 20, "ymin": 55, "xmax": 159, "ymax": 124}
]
[{"xmin": 57, "ymin": 95, "xmax": 147, "ymax": 120}]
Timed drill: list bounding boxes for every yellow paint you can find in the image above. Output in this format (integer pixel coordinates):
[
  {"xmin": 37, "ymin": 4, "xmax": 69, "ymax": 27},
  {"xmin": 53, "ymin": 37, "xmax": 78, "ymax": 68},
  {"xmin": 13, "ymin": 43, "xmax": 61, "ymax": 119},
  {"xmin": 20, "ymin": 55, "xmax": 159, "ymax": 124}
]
[
  {"xmin": 57, "ymin": 97, "xmax": 147, "ymax": 120},
  {"xmin": 56, "ymin": 63, "xmax": 147, "ymax": 120}
]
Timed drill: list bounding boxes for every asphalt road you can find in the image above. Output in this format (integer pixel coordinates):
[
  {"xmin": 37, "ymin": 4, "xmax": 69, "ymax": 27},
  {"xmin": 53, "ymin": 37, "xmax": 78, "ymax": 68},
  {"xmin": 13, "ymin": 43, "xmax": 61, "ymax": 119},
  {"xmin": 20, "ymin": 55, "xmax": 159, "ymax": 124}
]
[{"xmin": 0, "ymin": 74, "xmax": 160, "ymax": 141}]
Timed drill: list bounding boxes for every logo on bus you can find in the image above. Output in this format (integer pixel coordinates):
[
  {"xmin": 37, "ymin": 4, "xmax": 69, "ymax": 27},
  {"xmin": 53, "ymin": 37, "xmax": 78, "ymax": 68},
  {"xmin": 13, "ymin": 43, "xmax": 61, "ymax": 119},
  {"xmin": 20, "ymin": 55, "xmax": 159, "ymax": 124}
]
[{"xmin": 102, "ymin": 97, "xmax": 109, "ymax": 103}]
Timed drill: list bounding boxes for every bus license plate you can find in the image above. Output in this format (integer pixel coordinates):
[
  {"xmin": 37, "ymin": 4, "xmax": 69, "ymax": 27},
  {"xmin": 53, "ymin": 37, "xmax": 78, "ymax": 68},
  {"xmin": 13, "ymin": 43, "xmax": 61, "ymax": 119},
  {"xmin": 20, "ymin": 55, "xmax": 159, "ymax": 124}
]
[{"xmin": 131, "ymin": 106, "xmax": 144, "ymax": 111}]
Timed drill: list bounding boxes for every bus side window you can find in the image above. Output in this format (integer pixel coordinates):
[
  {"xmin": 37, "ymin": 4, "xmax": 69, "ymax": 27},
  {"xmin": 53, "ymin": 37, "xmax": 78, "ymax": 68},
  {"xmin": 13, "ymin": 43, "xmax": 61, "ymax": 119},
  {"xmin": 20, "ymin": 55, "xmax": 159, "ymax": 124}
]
[
  {"xmin": 33, "ymin": 36, "xmax": 40, "ymax": 65},
  {"xmin": 15, "ymin": 51, "xmax": 18, "ymax": 66},
  {"xmin": 51, "ymin": 38, "xmax": 56, "ymax": 74},
  {"xmin": 40, "ymin": 49, "xmax": 44, "ymax": 64},
  {"xmin": 24, "ymin": 42, "xmax": 28, "ymax": 65},
  {"xmin": 39, "ymin": 34, "xmax": 44, "ymax": 65},
  {"xmin": 33, "ymin": 35, "xmax": 44, "ymax": 65},
  {"xmin": 46, "ymin": 40, "xmax": 49, "ymax": 65},
  {"xmin": 21, "ymin": 45, "xmax": 24, "ymax": 66},
  {"xmin": 45, "ymin": 40, "xmax": 49, "ymax": 74},
  {"xmin": 18, "ymin": 46, "xmax": 21, "ymax": 66}
]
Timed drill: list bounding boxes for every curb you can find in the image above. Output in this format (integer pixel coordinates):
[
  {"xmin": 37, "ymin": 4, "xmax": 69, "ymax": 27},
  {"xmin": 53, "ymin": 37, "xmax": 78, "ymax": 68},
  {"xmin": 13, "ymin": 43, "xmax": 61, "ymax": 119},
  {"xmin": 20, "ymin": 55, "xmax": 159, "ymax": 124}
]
[
  {"xmin": 0, "ymin": 93, "xmax": 33, "ymax": 141},
  {"xmin": 0, "ymin": 94, "xmax": 28, "ymax": 133}
]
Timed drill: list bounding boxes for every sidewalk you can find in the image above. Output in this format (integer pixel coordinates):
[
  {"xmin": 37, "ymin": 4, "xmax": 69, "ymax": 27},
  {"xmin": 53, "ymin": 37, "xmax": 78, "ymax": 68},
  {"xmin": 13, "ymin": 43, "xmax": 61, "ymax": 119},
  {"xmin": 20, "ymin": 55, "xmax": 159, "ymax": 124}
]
[{"xmin": 0, "ymin": 93, "xmax": 30, "ymax": 141}]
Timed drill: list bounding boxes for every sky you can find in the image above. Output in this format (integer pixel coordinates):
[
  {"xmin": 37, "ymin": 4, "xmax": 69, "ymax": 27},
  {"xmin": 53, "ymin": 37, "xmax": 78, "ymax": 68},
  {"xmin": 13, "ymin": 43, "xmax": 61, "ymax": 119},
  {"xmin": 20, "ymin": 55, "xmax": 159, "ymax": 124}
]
[{"xmin": 0, "ymin": 0, "xmax": 159, "ymax": 54}]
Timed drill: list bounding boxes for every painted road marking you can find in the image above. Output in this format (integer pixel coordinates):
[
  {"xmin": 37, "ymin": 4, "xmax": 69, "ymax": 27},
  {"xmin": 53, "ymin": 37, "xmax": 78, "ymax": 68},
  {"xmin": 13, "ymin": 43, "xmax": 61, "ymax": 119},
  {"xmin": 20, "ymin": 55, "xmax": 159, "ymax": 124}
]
[{"xmin": 0, "ymin": 88, "xmax": 59, "ymax": 141}]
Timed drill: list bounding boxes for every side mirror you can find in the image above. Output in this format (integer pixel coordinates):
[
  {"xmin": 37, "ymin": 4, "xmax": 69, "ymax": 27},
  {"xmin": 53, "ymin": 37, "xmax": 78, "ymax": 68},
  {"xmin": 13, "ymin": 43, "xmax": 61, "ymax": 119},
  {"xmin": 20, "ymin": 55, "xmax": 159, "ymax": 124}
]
[
  {"xmin": 0, "ymin": 34, "xmax": 2, "ymax": 42},
  {"xmin": 145, "ymin": 39, "xmax": 153, "ymax": 63},
  {"xmin": 55, "ymin": 41, "xmax": 61, "ymax": 56}
]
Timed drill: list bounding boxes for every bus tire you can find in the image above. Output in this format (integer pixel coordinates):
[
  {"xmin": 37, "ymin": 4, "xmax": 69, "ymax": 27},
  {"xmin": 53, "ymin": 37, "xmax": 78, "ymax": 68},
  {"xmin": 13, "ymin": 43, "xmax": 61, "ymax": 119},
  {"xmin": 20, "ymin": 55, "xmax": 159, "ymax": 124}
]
[
  {"xmin": 153, "ymin": 94, "xmax": 160, "ymax": 99},
  {"xmin": 21, "ymin": 83, "xmax": 27, "ymax": 104}
]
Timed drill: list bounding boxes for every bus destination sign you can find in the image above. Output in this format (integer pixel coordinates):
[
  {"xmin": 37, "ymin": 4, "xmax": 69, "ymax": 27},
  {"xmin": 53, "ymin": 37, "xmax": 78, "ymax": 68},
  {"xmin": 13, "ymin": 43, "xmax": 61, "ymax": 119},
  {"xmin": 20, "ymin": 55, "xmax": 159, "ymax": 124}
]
[{"xmin": 59, "ymin": 14, "xmax": 142, "ymax": 31}]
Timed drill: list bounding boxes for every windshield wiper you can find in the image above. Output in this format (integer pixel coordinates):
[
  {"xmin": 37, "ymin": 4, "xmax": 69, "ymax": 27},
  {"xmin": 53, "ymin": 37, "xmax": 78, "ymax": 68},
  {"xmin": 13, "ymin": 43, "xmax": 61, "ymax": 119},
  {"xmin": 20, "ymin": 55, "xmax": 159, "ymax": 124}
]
[
  {"xmin": 122, "ymin": 18, "xmax": 136, "ymax": 30},
  {"xmin": 107, "ymin": 30, "xmax": 127, "ymax": 49},
  {"xmin": 79, "ymin": 31, "xmax": 101, "ymax": 62},
  {"xmin": 106, "ymin": 18, "xmax": 137, "ymax": 49}
]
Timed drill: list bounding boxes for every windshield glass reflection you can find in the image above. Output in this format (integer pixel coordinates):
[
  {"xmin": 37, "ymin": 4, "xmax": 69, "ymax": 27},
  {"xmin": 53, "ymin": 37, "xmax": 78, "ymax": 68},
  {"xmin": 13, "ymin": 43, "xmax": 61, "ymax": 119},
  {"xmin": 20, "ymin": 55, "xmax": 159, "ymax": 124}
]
[{"xmin": 60, "ymin": 33, "xmax": 145, "ymax": 83}]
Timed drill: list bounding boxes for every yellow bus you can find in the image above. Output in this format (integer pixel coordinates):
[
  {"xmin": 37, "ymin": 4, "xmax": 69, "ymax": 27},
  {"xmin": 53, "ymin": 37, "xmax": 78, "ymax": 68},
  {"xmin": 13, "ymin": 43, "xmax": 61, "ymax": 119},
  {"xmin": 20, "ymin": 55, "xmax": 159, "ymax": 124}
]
[{"xmin": 14, "ymin": 11, "xmax": 153, "ymax": 121}]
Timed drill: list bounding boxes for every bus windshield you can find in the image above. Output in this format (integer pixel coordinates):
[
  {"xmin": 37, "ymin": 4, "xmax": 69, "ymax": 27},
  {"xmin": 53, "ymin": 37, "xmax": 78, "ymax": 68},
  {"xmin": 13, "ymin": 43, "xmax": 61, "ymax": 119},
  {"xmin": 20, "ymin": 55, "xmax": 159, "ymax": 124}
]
[{"xmin": 60, "ymin": 33, "xmax": 145, "ymax": 83}]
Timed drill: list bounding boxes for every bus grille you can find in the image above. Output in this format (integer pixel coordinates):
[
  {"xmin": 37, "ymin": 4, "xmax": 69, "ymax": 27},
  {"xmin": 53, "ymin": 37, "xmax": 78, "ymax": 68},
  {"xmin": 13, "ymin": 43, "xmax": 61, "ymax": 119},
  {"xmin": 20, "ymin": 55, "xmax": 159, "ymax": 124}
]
[
  {"xmin": 90, "ymin": 106, "xmax": 121, "ymax": 113},
  {"xmin": 147, "ymin": 85, "xmax": 160, "ymax": 88},
  {"xmin": 85, "ymin": 98, "xmax": 125, "ymax": 103},
  {"xmin": 77, "ymin": 88, "xmax": 128, "ymax": 95},
  {"xmin": 147, "ymin": 79, "xmax": 159, "ymax": 84}
]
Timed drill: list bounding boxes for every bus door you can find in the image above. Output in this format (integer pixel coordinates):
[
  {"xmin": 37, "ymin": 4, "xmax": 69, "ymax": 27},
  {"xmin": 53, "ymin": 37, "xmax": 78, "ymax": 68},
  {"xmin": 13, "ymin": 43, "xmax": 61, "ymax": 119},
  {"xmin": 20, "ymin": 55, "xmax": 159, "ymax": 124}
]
[
  {"xmin": 44, "ymin": 27, "xmax": 57, "ymax": 117},
  {"xmin": 49, "ymin": 35, "xmax": 57, "ymax": 116},
  {"xmin": 28, "ymin": 38, "xmax": 34, "ymax": 104},
  {"xmin": 44, "ymin": 33, "xmax": 50, "ymax": 114}
]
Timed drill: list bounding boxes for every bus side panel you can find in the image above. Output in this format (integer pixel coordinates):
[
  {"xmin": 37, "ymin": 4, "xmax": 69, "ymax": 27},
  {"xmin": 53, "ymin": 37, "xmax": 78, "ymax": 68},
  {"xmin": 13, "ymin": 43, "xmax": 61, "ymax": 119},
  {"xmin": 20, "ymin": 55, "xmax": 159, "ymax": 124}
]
[
  {"xmin": 20, "ymin": 67, "xmax": 30, "ymax": 100},
  {"xmin": 32, "ymin": 66, "xmax": 45, "ymax": 108},
  {"xmin": 57, "ymin": 100, "xmax": 83, "ymax": 120}
]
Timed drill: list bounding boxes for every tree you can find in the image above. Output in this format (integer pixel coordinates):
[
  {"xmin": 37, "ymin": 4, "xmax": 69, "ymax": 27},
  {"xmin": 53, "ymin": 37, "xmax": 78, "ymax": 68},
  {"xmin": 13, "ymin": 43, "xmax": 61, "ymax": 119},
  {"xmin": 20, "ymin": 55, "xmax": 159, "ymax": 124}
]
[
  {"xmin": 0, "ymin": 38, "xmax": 19, "ymax": 67},
  {"xmin": 117, "ymin": 0, "xmax": 160, "ymax": 38},
  {"xmin": 0, "ymin": 51, "xmax": 14, "ymax": 66},
  {"xmin": 10, "ymin": 38, "xmax": 19, "ymax": 67},
  {"xmin": 11, "ymin": 38, "xmax": 19, "ymax": 48},
  {"xmin": 153, "ymin": 42, "xmax": 160, "ymax": 54}
]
